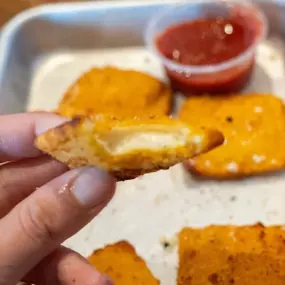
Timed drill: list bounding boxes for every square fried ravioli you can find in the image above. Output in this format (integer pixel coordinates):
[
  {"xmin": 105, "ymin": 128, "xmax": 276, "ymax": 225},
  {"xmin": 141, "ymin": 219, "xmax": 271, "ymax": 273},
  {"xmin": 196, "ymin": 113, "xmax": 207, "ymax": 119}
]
[
  {"xmin": 57, "ymin": 67, "xmax": 172, "ymax": 118},
  {"xmin": 178, "ymin": 225, "xmax": 285, "ymax": 285},
  {"xmin": 88, "ymin": 241, "xmax": 159, "ymax": 285},
  {"xmin": 180, "ymin": 94, "xmax": 285, "ymax": 178}
]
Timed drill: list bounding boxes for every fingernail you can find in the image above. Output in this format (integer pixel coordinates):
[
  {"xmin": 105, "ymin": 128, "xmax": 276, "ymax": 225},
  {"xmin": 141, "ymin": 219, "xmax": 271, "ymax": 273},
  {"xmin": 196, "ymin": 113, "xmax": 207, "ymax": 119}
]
[
  {"xmin": 36, "ymin": 114, "xmax": 69, "ymax": 135},
  {"xmin": 72, "ymin": 168, "xmax": 115, "ymax": 208}
]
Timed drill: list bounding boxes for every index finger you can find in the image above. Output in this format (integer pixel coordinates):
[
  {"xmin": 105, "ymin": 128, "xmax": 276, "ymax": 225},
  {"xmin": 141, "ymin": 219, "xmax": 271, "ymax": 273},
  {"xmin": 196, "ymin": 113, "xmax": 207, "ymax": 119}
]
[{"xmin": 0, "ymin": 112, "xmax": 68, "ymax": 162}]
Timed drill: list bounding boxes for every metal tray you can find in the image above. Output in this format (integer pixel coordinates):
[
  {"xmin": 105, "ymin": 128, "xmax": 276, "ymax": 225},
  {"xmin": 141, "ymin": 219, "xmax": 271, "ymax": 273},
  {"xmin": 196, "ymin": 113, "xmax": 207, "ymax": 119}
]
[{"xmin": 1, "ymin": 1, "xmax": 285, "ymax": 284}]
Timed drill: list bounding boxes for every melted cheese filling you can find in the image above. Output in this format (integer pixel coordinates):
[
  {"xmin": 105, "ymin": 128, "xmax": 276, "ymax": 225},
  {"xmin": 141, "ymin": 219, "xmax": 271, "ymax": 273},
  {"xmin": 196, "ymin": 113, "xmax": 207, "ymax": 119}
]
[{"xmin": 95, "ymin": 126, "xmax": 190, "ymax": 155}]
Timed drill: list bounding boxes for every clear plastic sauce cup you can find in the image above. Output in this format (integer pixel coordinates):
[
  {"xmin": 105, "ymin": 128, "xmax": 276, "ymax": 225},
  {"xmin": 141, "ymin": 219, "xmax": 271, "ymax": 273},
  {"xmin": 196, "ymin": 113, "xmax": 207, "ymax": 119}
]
[{"xmin": 145, "ymin": 0, "xmax": 268, "ymax": 95}]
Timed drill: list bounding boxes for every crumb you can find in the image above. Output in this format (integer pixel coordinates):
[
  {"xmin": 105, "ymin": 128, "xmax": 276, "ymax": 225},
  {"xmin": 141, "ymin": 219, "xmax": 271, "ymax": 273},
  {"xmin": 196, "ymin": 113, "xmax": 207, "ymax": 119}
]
[
  {"xmin": 162, "ymin": 241, "xmax": 170, "ymax": 249},
  {"xmin": 230, "ymin": 196, "xmax": 237, "ymax": 202},
  {"xmin": 163, "ymin": 241, "xmax": 170, "ymax": 249},
  {"xmin": 160, "ymin": 236, "xmax": 177, "ymax": 252}
]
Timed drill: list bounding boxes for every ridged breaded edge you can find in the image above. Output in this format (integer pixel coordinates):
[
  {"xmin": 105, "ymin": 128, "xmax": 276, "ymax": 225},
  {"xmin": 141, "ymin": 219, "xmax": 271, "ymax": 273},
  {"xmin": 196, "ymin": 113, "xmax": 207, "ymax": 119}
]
[
  {"xmin": 35, "ymin": 118, "xmax": 223, "ymax": 181},
  {"xmin": 35, "ymin": 117, "xmax": 81, "ymax": 152}
]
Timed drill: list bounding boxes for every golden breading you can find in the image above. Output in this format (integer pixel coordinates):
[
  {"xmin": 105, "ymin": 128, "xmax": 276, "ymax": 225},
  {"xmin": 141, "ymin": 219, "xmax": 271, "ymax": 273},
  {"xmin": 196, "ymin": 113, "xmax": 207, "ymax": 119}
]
[
  {"xmin": 57, "ymin": 67, "xmax": 172, "ymax": 118},
  {"xmin": 88, "ymin": 241, "xmax": 159, "ymax": 285},
  {"xmin": 35, "ymin": 115, "xmax": 223, "ymax": 180},
  {"xmin": 178, "ymin": 224, "xmax": 285, "ymax": 285},
  {"xmin": 179, "ymin": 94, "xmax": 285, "ymax": 178}
]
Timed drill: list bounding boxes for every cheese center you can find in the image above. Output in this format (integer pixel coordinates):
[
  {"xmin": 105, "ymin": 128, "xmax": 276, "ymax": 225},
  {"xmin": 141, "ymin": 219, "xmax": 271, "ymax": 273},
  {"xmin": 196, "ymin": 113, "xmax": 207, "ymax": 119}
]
[{"xmin": 95, "ymin": 126, "xmax": 190, "ymax": 154}]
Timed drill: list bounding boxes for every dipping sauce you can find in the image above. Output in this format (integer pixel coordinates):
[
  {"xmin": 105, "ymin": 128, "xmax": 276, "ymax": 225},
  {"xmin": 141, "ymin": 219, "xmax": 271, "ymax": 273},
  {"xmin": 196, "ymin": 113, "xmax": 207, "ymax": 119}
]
[
  {"xmin": 156, "ymin": 17, "xmax": 259, "ymax": 95},
  {"xmin": 157, "ymin": 19, "xmax": 254, "ymax": 66}
]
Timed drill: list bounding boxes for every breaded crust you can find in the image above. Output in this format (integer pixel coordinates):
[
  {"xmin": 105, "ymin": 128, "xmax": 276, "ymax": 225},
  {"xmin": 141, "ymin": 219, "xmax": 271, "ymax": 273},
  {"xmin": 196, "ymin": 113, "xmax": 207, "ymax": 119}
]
[
  {"xmin": 180, "ymin": 94, "xmax": 285, "ymax": 178},
  {"xmin": 57, "ymin": 67, "xmax": 172, "ymax": 118},
  {"xmin": 35, "ymin": 115, "xmax": 223, "ymax": 180},
  {"xmin": 178, "ymin": 224, "xmax": 285, "ymax": 285},
  {"xmin": 88, "ymin": 241, "xmax": 159, "ymax": 284}
]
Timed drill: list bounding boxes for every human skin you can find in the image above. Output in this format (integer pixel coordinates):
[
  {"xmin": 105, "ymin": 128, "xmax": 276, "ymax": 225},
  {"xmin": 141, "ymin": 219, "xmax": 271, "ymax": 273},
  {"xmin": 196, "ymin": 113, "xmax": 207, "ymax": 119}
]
[{"xmin": 0, "ymin": 112, "xmax": 116, "ymax": 285}]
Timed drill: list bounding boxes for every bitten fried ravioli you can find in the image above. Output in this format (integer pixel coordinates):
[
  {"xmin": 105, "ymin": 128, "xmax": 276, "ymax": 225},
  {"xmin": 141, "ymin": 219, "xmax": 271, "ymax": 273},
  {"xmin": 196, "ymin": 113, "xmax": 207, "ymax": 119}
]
[
  {"xmin": 35, "ymin": 115, "xmax": 223, "ymax": 180},
  {"xmin": 180, "ymin": 94, "xmax": 285, "ymax": 178},
  {"xmin": 88, "ymin": 241, "xmax": 159, "ymax": 285},
  {"xmin": 178, "ymin": 224, "xmax": 285, "ymax": 285},
  {"xmin": 57, "ymin": 67, "xmax": 172, "ymax": 118}
]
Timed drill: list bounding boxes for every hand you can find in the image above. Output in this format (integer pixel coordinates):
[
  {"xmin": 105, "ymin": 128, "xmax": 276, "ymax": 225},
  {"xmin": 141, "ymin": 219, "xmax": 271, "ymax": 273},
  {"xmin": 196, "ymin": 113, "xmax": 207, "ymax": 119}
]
[{"xmin": 0, "ymin": 112, "xmax": 116, "ymax": 285}]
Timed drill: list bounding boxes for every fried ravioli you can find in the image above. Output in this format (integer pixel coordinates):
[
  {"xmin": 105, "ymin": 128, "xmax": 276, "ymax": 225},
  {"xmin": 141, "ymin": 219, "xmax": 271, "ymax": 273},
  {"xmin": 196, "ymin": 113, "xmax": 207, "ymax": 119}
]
[
  {"xmin": 57, "ymin": 67, "xmax": 172, "ymax": 118},
  {"xmin": 88, "ymin": 241, "xmax": 159, "ymax": 285},
  {"xmin": 35, "ymin": 115, "xmax": 223, "ymax": 180},
  {"xmin": 180, "ymin": 94, "xmax": 285, "ymax": 178},
  {"xmin": 178, "ymin": 224, "xmax": 285, "ymax": 285}
]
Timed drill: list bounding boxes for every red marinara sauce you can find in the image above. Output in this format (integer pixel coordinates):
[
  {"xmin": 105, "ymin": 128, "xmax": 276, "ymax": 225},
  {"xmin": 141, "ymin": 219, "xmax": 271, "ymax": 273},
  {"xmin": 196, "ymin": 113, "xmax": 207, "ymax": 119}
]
[{"xmin": 156, "ymin": 18, "xmax": 259, "ymax": 95}]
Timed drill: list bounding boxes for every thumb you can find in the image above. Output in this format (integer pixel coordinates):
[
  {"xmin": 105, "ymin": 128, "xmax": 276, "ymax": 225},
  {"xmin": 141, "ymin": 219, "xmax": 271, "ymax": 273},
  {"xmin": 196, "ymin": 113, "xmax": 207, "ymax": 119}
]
[{"xmin": 0, "ymin": 167, "xmax": 115, "ymax": 285}]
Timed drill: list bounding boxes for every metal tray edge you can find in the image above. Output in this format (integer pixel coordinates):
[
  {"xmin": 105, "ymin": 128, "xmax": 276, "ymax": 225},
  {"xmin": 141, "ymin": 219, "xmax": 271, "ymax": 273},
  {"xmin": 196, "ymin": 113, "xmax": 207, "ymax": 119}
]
[{"xmin": 0, "ymin": 0, "xmax": 179, "ymax": 91}]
